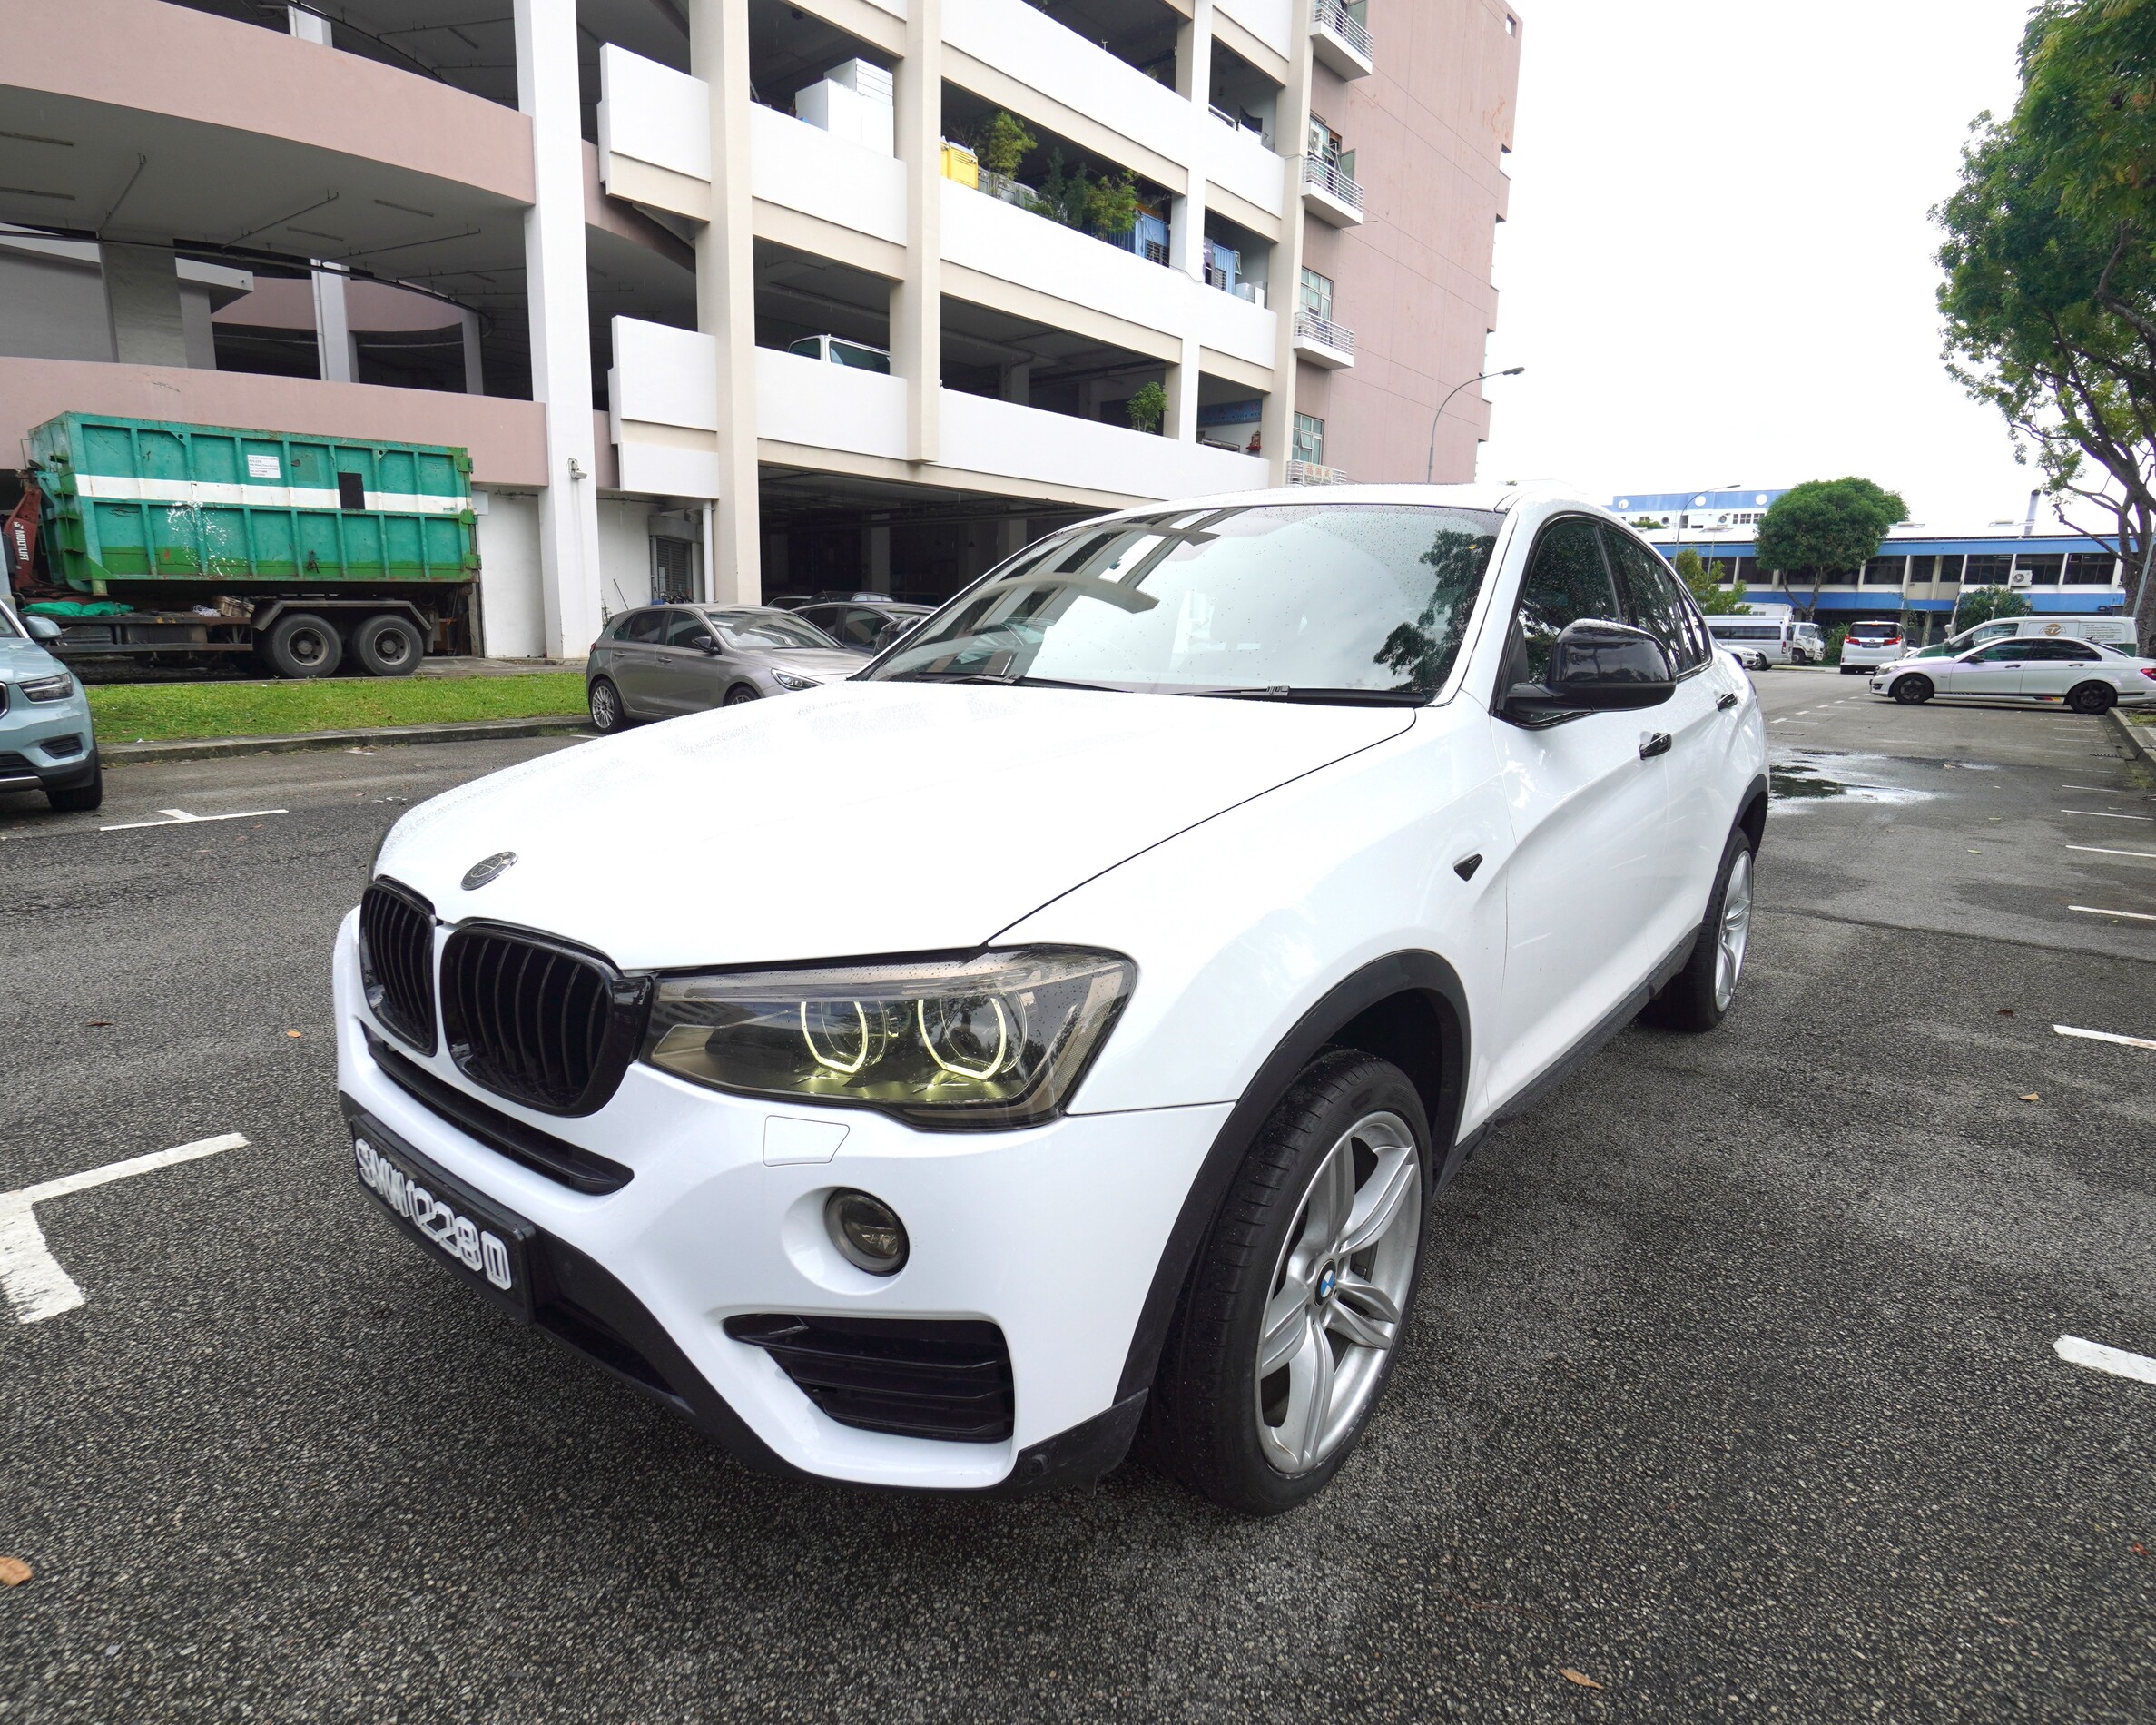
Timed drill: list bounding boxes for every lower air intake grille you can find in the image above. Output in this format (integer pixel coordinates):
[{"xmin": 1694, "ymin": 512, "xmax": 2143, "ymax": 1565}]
[
  {"xmin": 359, "ymin": 879, "xmax": 438, "ymax": 1054},
  {"xmin": 724, "ymin": 1314, "xmax": 1015, "ymax": 1443},
  {"xmin": 439, "ymin": 923, "xmax": 649, "ymax": 1116}
]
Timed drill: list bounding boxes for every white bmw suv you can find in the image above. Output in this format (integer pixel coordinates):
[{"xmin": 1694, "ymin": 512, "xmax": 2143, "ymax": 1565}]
[{"xmin": 338, "ymin": 487, "xmax": 1767, "ymax": 1514}]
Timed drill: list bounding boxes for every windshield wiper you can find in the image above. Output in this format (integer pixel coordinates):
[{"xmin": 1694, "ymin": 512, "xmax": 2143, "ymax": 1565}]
[
  {"xmin": 1183, "ymin": 685, "xmax": 1430, "ymax": 706},
  {"xmin": 885, "ymin": 670, "xmax": 1118, "ymax": 692}
]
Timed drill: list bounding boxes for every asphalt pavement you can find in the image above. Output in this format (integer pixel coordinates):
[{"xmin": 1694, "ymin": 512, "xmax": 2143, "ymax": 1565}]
[{"xmin": 3, "ymin": 670, "xmax": 2153, "ymax": 1722}]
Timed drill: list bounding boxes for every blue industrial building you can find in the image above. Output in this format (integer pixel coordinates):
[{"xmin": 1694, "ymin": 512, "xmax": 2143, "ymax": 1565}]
[{"xmin": 1609, "ymin": 488, "xmax": 2131, "ymax": 637}]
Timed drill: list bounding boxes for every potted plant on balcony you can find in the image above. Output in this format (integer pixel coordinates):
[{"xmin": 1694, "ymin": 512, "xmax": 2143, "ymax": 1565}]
[{"xmin": 1127, "ymin": 381, "xmax": 1167, "ymax": 436}]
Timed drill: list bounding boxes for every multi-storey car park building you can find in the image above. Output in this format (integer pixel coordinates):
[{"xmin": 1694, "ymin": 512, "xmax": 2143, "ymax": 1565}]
[
  {"xmin": 0, "ymin": 0, "xmax": 1522, "ymax": 660},
  {"xmin": 1614, "ymin": 488, "xmax": 2135, "ymax": 646}
]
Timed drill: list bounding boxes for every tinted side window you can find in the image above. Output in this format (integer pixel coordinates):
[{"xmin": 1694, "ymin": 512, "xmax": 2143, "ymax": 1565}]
[
  {"xmin": 2029, "ymin": 639, "xmax": 2098, "ymax": 661},
  {"xmin": 1511, "ymin": 518, "xmax": 1620, "ymax": 685},
  {"xmin": 1603, "ymin": 529, "xmax": 1702, "ymax": 671},
  {"xmin": 619, "ymin": 609, "xmax": 665, "ymax": 643},
  {"xmin": 835, "ymin": 608, "xmax": 884, "ymax": 648},
  {"xmin": 663, "ymin": 610, "xmax": 711, "ymax": 647}
]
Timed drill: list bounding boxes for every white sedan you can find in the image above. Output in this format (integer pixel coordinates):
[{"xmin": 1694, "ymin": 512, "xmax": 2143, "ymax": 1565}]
[{"xmin": 1871, "ymin": 636, "xmax": 2156, "ymax": 714}]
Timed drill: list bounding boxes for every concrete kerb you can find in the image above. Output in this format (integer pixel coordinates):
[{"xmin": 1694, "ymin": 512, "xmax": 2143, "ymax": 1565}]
[
  {"xmin": 103, "ymin": 715, "xmax": 595, "ymax": 766},
  {"xmin": 2111, "ymin": 705, "xmax": 2156, "ymax": 771}
]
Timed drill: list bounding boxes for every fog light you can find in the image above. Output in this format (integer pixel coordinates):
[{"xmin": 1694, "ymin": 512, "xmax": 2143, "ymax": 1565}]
[{"xmin": 826, "ymin": 1189, "xmax": 909, "ymax": 1275}]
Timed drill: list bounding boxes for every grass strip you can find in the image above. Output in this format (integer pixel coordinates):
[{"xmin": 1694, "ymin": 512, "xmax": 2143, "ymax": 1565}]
[{"xmin": 87, "ymin": 673, "xmax": 588, "ymax": 743}]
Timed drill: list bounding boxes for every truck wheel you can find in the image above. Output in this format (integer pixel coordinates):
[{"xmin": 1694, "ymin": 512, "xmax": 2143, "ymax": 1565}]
[
  {"xmin": 352, "ymin": 613, "xmax": 426, "ymax": 677},
  {"xmin": 261, "ymin": 612, "xmax": 343, "ymax": 678}
]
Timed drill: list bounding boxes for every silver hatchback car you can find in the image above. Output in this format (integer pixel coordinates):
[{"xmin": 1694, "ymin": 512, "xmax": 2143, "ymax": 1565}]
[{"xmin": 586, "ymin": 606, "xmax": 865, "ymax": 732}]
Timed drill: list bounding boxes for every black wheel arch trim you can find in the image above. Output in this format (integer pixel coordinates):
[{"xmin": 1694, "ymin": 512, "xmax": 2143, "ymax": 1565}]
[{"xmin": 1111, "ymin": 950, "xmax": 1471, "ymax": 1406}]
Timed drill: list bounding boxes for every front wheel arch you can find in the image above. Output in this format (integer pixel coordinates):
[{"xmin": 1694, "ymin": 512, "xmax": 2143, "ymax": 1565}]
[{"xmin": 1113, "ymin": 951, "xmax": 1470, "ymax": 1407}]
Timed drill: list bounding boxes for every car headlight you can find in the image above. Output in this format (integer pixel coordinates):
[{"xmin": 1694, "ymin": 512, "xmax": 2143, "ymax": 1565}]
[
  {"xmin": 18, "ymin": 672, "xmax": 74, "ymax": 702},
  {"xmin": 771, "ymin": 669, "xmax": 818, "ymax": 691},
  {"xmin": 643, "ymin": 948, "xmax": 1135, "ymax": 1128}
]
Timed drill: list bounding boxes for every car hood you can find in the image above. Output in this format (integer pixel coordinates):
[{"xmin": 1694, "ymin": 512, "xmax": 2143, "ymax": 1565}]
[
  {"xmin": 0, "ymin": 634, "xmax": 64, "ymax": 679},
  {"xmin": 752, "ymin": 647, "xmax": 866, "ymax": 681},
  {"xmin": 377, "ymin": 682, "xmax": 1413, "ymax": 969}
]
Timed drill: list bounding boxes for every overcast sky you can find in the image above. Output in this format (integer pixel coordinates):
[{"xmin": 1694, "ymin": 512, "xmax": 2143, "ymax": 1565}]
[{"xmin": 1474, "ymin": 0, "xmax": 2042, "ymax": 528}]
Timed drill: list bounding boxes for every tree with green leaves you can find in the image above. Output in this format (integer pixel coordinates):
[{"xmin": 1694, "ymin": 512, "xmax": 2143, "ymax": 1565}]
[
  {"xmin": 975, "ymin": 111, "xmax": 1036, "ymax": 180},
  {"xmin": 1126, "ymin": 380, "xmax": 1167, "ymax": 434},
  {"xmin": 1085, "ymin": 170, "xmax": 1140, "ymax": 240},
  {"xmin": 1671, "ymin": 547, "xmax": 1750, "ymax": 615},
  {"xmin": 1950, "ymin": 584, "xmax": 2035, "ymax": 631},
  {"xmin": 1935, "ymin": 0, "xmax": 2156, "ymax": 652},
  {"xmin": 1753, "ymin": 478, "xmax": 1907, "ymax": 618}
]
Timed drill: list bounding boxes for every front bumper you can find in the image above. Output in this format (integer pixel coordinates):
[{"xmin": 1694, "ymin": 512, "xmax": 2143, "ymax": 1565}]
[
  {"xmin": 0, "ymin": 687, "xmax": 96, "ymax": 791},
  {"xmin": 332, "ymin": 912, "xmax": 1227, "ymax": 1492}
]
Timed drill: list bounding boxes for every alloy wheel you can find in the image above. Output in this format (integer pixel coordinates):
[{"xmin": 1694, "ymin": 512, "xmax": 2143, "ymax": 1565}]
[
  {"xmin": 1714, "ymin": 847, "xmax": 1755, "ymax": 1012},
  {"xmin": 1254, "ymin": 1110, "xmax": 1422, "ymax": 1476},
  {"xmin": 591, "ymin": 682, "xmax": 617, "ymax": 729}
]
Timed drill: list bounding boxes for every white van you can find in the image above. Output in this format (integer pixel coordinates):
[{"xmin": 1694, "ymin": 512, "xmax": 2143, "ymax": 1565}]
[
  {"xmin": 1707, "ymin": 615, "xmax": 1801, "ymax": 666},
  {"xmin": 1905, "ymin": 614, "xmax": 2136, "ymax": 662}
]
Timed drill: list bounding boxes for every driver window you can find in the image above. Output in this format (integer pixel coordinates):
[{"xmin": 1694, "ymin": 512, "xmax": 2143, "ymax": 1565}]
[
  {"xmin": 663, "ymin": 610, "xmax": 711, "ymax": 648},
  {"xmin": 1510, "ymin": 518, "xmax": 1620, "ymax": 685},
  {"xmin": 1974, "ymin": 641, "xmax": 2024, "ymax": 661}
]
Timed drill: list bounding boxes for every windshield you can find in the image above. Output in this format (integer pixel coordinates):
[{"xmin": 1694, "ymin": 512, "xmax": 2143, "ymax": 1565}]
[
  {"xmin": 863, "ymin": 503, "xmax": 1504, "ymax": 701},
  {"xmin": 709, "ymin": 609, "xmax": 842, "ymax": 650},
  {"xmin": 0, "ymin": 603, "xmax": 21, "ymax": 640}
]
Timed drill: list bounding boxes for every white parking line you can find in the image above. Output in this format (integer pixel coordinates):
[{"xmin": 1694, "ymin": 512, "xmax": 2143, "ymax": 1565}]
[
  {"xmin": 2070, "ymin": 904, "xmax": 2156, "ymax": 921},
  {"xmin": 2055, "ymin": 1334, "xmax": 2156, "ymax": 1386},
  {"xmin": 0, "ymin": 1134, "xmax": 246, "ymax": 1323},
  {"xmin": 2053, "ymin": 1023, "xmax": 2156, "ymax": 1052},
  {"xmin": 101, "ymin": 806, "xmax": 288, "ymax": 833},
  {"xmin": 2061, "ymin": 809, "xmax": 2154, "ymax": 821},
  {"xmin": 2068, "ymin": 844, "xmax": 2156, "ymax": 861}
]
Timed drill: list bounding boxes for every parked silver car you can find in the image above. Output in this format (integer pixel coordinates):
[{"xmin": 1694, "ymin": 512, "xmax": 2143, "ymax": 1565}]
[{"xmin": 586, "ymin": 606, "xmax": 864, "ymax": 732}]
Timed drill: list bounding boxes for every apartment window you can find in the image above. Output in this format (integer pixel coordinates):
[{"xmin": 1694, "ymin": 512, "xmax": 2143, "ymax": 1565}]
[
  {"xmin": 1293, "ymin": 413, "xmax": 1326, "ymax": 466},
  {"xmin": 1862, "ymin": 556, "xmax": 1905, "ymax": 586},
  {"xmin": 2065, "ymin": 551, "xmax": 2119, "ymax": 585},
  {"xmin": 1934, "ymin": 554, "xmax": 1964, "ymax": 583},
  {"xmin": 1299, "ymin": 268, "xmax": 1334, "ymax": 321},
  {"xmin": 1964, "ymin": 553, "xmax": 2011, "ymax": 585},
  {"xmin": 1308, "ymin": 115, "xmax": 1350, "ymax": 176},
  {"xmin": 2016, "ymin": 554, "xmax": 2064, "ymax": 586}
]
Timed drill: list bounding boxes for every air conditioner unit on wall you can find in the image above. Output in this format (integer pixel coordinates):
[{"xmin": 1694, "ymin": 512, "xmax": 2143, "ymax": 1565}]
[{"xmin": 2008, "ymin": 570, "xmax": 2033, "ymax": 588}]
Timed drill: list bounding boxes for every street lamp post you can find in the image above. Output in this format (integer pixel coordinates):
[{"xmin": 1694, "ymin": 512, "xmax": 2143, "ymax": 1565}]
[{"xmin": 1424, "ymin": 366, "xmax": 1524, "ymax": 485}]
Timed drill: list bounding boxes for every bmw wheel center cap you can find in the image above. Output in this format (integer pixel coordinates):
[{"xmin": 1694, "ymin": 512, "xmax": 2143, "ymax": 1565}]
[
  {"xmin": 1316, "ymin": 1266, "xmax": 1337, "ymax": 1301},
  {"xmin": 461, "ymin": 851, "xmax": 518, "ymax": 891}
]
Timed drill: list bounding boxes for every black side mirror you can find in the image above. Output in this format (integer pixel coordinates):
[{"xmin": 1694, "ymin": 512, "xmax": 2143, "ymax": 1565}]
[
  {"xmin": 691, "ymin": 633, "xmax": 721, "ymax": 655},
  {"xmin": 1504, "ymin": 619, "xmax": 1675, "ymax": 720}
]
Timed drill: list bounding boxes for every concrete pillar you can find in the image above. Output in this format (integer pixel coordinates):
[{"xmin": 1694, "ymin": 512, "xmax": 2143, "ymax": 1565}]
[
  {"xmin": 894, "ymin": 0, "xmax": 943, "ymax": 464},
  {"xmin": 692, "ymin": 0, "xmax": 763, "ymax": 602},
  {"xmin": 999, "ymin": 360, "xmax": 1030, "ymax": 405},
  {"xmin": 1164, "ymin": 331, "xmax": 1201, "ymax": 442},
  {"xmin": 868, "ymin": 518, "xmax": 892, "ymax": 589},
  {"xmin": 99, "ymin": 243, "xmax": 189, "ymax": 367},
  {"xmin": 1169, "ymin": 0, "xmax": 1213, "ymax": 285},
  {"xmin": 461, "ymin": 308, "xmax": 486, "ymax": 394},
  {"xmin": 310, "ymin": 266, "xmax": 357, "ymax": 383},
  {"xmin": 998, "ymin": 516, "xmax": 1027, "ymax": 559},
  {"xmin": 1261, "ymin": 32, "xmax": 1317, "ymax": 485},
  {"xmin": 513, "ymin": 0, "xmax": 605, "ymax": 660}
]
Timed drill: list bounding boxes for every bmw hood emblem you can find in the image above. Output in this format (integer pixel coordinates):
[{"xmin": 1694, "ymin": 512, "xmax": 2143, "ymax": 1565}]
[
  {"xmin": 1316, "ymin": 1266, "xmax": 1337, "ymax": 1300},
  {"xmin": 461, "ymin": 851, "xmax": 518, "ymax": 891}
]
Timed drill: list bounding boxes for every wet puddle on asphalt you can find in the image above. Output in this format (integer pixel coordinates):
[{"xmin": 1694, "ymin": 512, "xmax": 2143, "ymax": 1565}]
[{"xmin": 1769, "ymin": 751, "xmax": 1937, "ymax": 805}]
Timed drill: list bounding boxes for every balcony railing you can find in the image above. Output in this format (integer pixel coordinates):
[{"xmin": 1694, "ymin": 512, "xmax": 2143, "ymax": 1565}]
[
  {"xmin": 1287, "ymin": 459, "xmax": 1350, "ymax": 485},
  {"xmin": 1300, "ymin": 155, "xmax": 1363, "ymax": 223},
  {"xmin": 1310, "ymin": 2, "xmax": 1373, "ymax": 76},
  {"xmin": 1292, "ymin": 310, "xmax": 1354, "ymax": 364}
]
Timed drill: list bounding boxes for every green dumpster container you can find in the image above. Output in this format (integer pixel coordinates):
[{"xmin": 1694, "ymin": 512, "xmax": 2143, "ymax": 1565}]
[{"xmin": 28, "ymin": 413, "xmax": 479, "ymax": 594}]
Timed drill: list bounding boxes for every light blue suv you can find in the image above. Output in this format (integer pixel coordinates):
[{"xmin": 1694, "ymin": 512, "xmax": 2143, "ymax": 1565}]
[{"xmin": 1, "ymin": 601, "xmax": 101, "ymax": 812}]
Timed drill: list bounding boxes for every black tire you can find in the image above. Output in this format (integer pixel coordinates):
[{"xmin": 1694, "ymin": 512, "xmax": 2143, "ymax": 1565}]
[
  {"xmin": 588, "ymin": 676, "xmax": 630, "ymax": 734},
  {"xmin": 2067, "ymin": 680, "xmax": 2116, "ymax": 715},
  {"xmin": 44, "ymin": 754, "xmax": 103, "ymax": 813},
  {"xmin": 1148, "ymin": 1049, "xmax": 1432, "ymax": 1516},
  {"xmin": 261, "ymin": 612, "xmax": 342, "ymax": 679},
  {"xmin": 351, "ymin": 613, "xmax": 425, "ymax": 677},
  {"xmin": 723, "ymin": 684, "xmax": 761, "ymax": 705},
  {"xmin": 1838, "ymin": 665, "xmax": 1863, "ymax": 675},
  {"xmin": 1891, "ymin": 674, "xmax": 1933, "ymax": 705},
  {"xmin": 1649, "ymin": 824, "xmax": 1757, "ymax": 1033}
]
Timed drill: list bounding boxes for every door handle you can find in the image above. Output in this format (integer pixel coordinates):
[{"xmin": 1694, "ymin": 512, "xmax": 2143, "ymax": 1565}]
[
  {"xmin": 1639, "ymin": 732, "xmax": 1673, "ymax": 759},
  {"xmin": 1716, "ymin": 691, "xmax": 1739, "ymax": 712}
]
